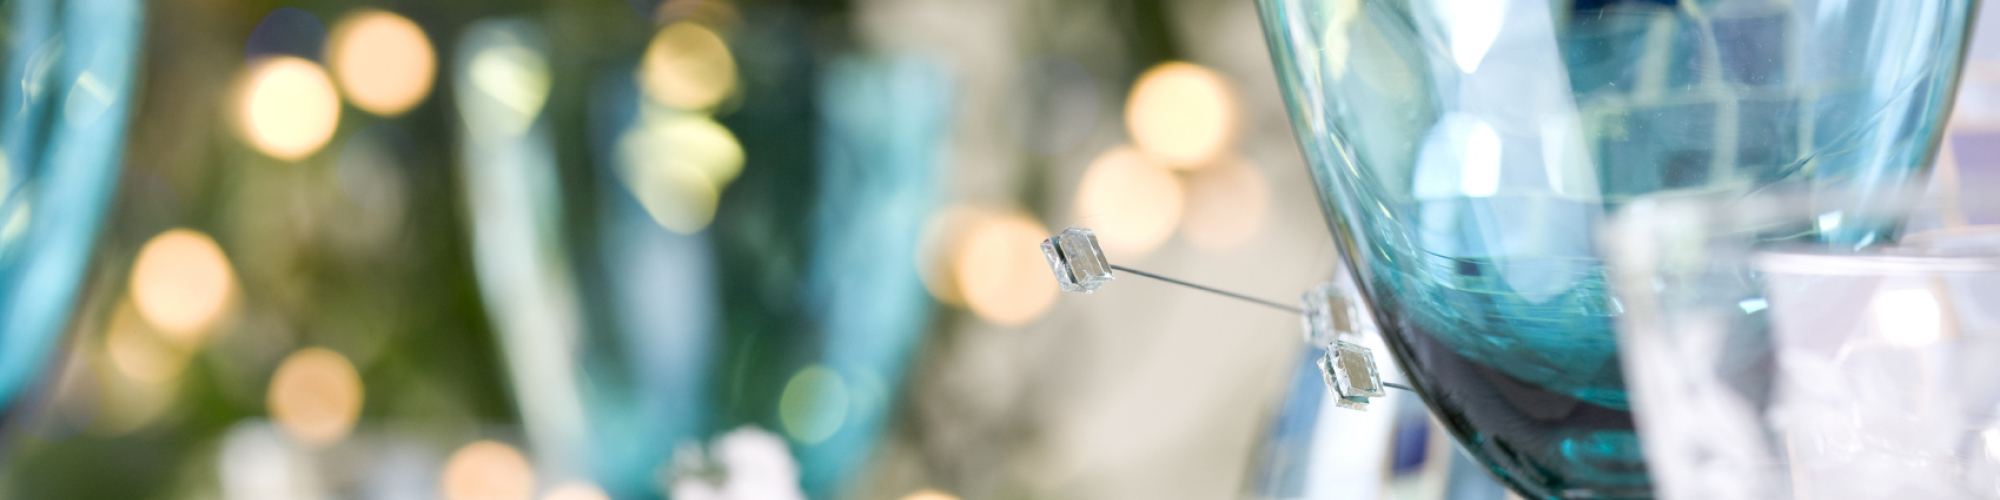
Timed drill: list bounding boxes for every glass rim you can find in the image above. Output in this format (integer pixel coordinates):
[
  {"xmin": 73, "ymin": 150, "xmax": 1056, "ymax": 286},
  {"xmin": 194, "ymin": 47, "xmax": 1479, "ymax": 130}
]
[{"xmin": 1752, "ymin": 250, "xmax": 2000, "ymax": 275}]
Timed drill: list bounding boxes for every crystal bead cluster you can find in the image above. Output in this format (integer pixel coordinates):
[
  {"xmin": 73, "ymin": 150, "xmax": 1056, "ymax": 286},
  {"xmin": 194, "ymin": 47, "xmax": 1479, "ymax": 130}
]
[{"xmin": 1303, "ymin": 281, "xmax": 1385, "ymax": 410}]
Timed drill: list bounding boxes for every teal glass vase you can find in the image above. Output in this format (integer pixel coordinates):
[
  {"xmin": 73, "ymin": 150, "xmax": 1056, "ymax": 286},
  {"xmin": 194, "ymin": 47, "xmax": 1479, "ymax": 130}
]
[{"xmin": 1253, "ymin": 0, "xmax": 1974, "ymax": 497}]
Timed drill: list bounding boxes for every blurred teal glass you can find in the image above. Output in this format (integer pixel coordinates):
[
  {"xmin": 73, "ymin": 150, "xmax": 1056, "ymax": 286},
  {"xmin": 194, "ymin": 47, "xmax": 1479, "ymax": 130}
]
[
  {"xmin": 1254, "ymin": 0, "xmax": 1973, "ymax": 497},
  {"xmin": 0, "ymin": 0, "xmax": 142, "ymax": 408}
]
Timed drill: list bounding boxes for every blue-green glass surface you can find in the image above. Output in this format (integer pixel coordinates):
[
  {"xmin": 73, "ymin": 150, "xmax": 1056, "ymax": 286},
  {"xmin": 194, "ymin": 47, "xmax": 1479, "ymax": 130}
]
[
  {"xmin": 1254, "ymin": 0, "xmax": 1973, "ymax": 497},
  {"xmin": 0, "ymin": 0, "xmax": 142, "ymax": 409}
]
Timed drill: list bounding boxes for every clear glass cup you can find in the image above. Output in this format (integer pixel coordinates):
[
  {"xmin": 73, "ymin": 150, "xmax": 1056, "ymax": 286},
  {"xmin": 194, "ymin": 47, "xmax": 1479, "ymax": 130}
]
[
  {"xmin": 1253, "ymin": 0, "xmax": 1975, "ymax": 497},
  {"xmin": 1606, "ymin": 186, "xmax": 2000, "ymax": 500}
]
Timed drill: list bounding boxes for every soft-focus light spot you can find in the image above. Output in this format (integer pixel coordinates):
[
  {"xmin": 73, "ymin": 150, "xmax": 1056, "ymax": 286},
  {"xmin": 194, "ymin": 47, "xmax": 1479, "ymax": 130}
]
[
  {"xmin": 900, "ymin": 489, "xmax": 960, "ymax": 500},
  {"xmin": 1125, "ymin": 62, "xmax": 1237, "ymax": 168},
  {"xmin": 1818, "ymin": 211, "xmax": 1845, "ymax": 232},
  {"xmin": 106, "ymin": 301, "xmax": 187, "ymax": 386},
  {"xmin": 443, "ymin": 440, "xmax": 535, "ymax": 500},
  {"xmin": 540, "ymin": 482, "xmax": 610, "ymax": 500},
  {"xmin": 1873, "ymin": 288, "xmax": 1943, "ymax": 346},
  {"xmin": 1983, "ymin": 428, "xmax": 2000, "ymax": 462},
  {"xmin": 90, "ymin": 306, "xmax": 183, "ymax": 435},
  {"xmin": 616, "ymin": 111, "xmax": 742, "ymax": 234},
  {"xmin": 469, "ymin": 45, "xmax": 551, "ymax": 134},
  {"xmin": 267, "ymin": 347, "xmax": 364, "ymax": 448},
  {"xmin": 956, "ymin": 213, "xmax": 1057, "ymax": 325},
  {"xmin": 1441, "ymin": 0, "xmax": 1507, "ymax": 72},
  {"xmin": 915, "ymin": 206, "xmax": 988, "ymax": 306},
  {"xmin": 239, "ymin": 57, "xmax": 341, "ymax": 160},
  {"xmin": 653, "ymin": 113, "xmax": 745, "ymax": 185},
  {"xmin": 1460, "ymin": 122, "xmax": 1501, "ymax": 197},
  {"xmin": 619, "ymin": 143, "xmax": 720, "ymax": 234},
  {"xmin": 1179, "ymin": 157, "xmax": 1270, "ymax": 252},
  {"xmin": 779, "ymin": 365, "xmax": 849, "ymax": 445},
  {"xmin": 640, "ymin": 23, "xmax": 737, "ymax": 110},
  {"xmin": 1738, "ymin": 298, "xmax": 1769, "ymax": 314},
  {"xmin": 329, "ymin": 9, "xmax": 435, "ymax": 116},
  {"xmin": 131, "ymin": 229, "xmax": 236, "ymax": 338},
  {"xmin": 1075, "ymin": 146, "xmax": 1184, "ymax": 257},
  {"xmin": 220, "ymin": 423, "xmax": 319, "ymax": 500}
]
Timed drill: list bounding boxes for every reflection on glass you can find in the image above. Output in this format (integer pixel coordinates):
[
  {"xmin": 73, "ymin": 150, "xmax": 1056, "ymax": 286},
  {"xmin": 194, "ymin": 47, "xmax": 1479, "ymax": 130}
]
[
  {"xmin": 0, "ymin": 0, "xmax": 144, "ymax": 410},
  {"xmin": 1255, "ymin": 0, "xmax": 1973, "ymax": 497}
]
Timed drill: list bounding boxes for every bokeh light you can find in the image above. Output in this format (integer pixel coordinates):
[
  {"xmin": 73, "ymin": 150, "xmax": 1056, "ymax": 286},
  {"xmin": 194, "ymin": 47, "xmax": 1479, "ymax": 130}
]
[
  {"xmin": 914, "ymin": 206, "xmax": 989, "ymax": 306},
  {"xmin": 1074, "ymin": 146, "xmax": 1184, "ymax": 257},
  {"xmin": 238, "ymin": 57, "xmax": 341, "ymax": 160},
  {"xmin": 328, "ymin": 9, "xmax": 436, "ymax": 116},
  {"xmin": 779, "ymin": 364, "xmax": 850, "ymax": 445},
  {"xmin": 540, "ymin": 482, "xmax": 610, "ymax": 500},
  {"xmin": 1125, "ymin": 62, "xmax": 1238, "ymax": 169},
  {"xmin": 130, "ymin": 229, "xmax": 236, "ymax": 338},
  {"xmin": 617, "ymin": 111, "xmax": 743, "ymax": 234},
  {"xmin": 955, "ymin": 213, "xmax": 1057, "ymax": 325},
  {"xmin": 468, "ymin": 44, "xmax": 552, "ymax": 134},
  {"xmin": 1874, "ymin": 288, "xmax": 1945, "ymax": 346},
  {"xmin": 442, "ymin": 440, "xmax": 535, "ymax": 500},
  {"xmin": 640, "ymin": 22, "xmax": 738, "ymax": 110},
  {"xmin": 1179, "ymin": 157, "xmax": 1271, "ymax": 252},
  {"xmin": 266, "ymin": 347, "xmax": 364, "ymax": 448},
  {"xmin": 900, "ymin": 489, "xmax": 961, "ymax": 500},
  {"xmin": 105, "ymin": 301, "xmax": 188, "ymax": 386}
]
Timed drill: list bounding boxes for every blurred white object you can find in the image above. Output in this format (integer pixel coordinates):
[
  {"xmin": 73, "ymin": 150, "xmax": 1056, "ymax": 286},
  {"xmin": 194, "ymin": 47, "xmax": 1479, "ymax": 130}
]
[
  {"xmin": 1609, "ymin": 189, "xmax": 2000, "ymax": 500},
  {"xmin": 669, "ymin": 426, "xmax": 807, "ymax": 500}
]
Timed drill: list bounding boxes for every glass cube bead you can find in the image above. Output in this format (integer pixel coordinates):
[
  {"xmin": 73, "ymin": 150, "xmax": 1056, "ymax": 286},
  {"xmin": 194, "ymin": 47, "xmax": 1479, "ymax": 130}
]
[
  {"xmin": 1319, "ymin": 340, "xmax": 1386, "ymax": 411},
  {"xmin": 1041, "ymin": 226, "xmax": 1114, "ymax": 293},
  {"xmin": 1300, "ymin": 281, "xmax": 1367, "ymax": 344}
]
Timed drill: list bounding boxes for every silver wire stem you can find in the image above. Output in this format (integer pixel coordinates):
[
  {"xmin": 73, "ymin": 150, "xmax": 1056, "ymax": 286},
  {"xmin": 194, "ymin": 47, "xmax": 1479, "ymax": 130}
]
[
  {"xmin": 1108, "ymin": 264, "xmax": 1304, "ymax": 314},
  {"xmin": 1102, "ymin": 263, "xmax": 1415, "ymax": 394}
]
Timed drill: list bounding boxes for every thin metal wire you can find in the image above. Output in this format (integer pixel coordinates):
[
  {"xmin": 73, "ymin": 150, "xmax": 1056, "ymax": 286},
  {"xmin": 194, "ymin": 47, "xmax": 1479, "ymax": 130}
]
[
  {"xmin": 1106, "ymin": 265, "xmax": 1416, "ymax": 394},
  {"xmin": 1109, "ymin": 264, "xmax": 1303, "ymax": 314}
]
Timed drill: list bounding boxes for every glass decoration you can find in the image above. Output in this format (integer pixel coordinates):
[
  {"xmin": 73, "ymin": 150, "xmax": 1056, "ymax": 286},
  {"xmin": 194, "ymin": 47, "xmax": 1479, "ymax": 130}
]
[
  {"xmin": 1253, "ymin": 0, "xmax": 1975, "ymax": 497},
  {"xmin": 1043, "ymin": 226, "xmax": 1116, "ymax": 293}
]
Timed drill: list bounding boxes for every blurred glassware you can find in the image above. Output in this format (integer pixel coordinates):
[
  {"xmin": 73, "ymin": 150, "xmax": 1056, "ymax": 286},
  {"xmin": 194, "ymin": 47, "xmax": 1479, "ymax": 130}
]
[
  {"xmin": 0, "ymin": 0, "xmax": 144, "ymax": 408},
  {"xmin": 457, "ymin": 12, "xmax": 949, "ymax": 497},
  {"xmin": 1255, "ymin": 0, "xmax": 1973, "ymax": 497},
  {"xmin": 1606, "ymin": 186, "xmax": 2000, "ymax": 500}
]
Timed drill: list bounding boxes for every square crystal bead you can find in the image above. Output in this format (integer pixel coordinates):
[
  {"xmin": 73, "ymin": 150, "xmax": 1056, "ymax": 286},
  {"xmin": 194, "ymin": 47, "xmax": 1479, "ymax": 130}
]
[
  {"xmin": 1300, "ymin": 281, "xmax": 1367, "ymax": 344},
  {"xmin": 1041, "ymin": 227, "xmax": 1114, "ymax": 293},
  {"xmin": 1320, "ymin": 340, "xmax": 1385, "ymax": 411}
]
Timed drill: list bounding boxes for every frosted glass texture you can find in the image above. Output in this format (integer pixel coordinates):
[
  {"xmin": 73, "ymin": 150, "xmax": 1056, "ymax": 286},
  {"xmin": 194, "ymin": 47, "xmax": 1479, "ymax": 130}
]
[{"xmin": 1254, "ymin": 0, "xmax": 1973, "ymax": 497}]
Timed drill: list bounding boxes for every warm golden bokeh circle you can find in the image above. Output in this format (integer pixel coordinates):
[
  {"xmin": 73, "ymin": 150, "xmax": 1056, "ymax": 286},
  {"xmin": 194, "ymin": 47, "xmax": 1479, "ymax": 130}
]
[
  {"xmin": 1074, "ymin": 147, "xmax": 1185, "ymax": 257},
  {"xmin": 639, "ymin": 23, "xmax": 738, "ymax": 110},
  {"xmin": 266, "ymin": 347, "xmax": 364, "ymax": 448},
  {"xmin": 1125, "ymin": 62, "xmax": 1238, "ymax": 169},
  {"xmin": 328, "ymin": 9, "xmax": 436, "ymax": 116},
  {"xmin": 442, "ymin": 440, "xmax": 535, "ymax": 500},
  {"xmin": 130, "ymin": 229, "xmax": 236, "ymax": 338},
  {"xmin": 914, "ymin": 206, "xmax": 990, "ymax": 306},
  {"xmin": 955, "ymin": 213, "xmax": 1057, "ymax": 325},
  {"xmin": 239, "ymin": 57, "xmax": 341, "ymax": 160},
  {"xmin": 900, "ymin": 489, "xmax": 963, "ymax": 500}
]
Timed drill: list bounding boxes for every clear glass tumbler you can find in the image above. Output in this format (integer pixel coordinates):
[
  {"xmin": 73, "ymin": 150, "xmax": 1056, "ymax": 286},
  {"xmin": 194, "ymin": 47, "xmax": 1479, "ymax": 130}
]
[
  {"xmin": 1607, "ymin": 187, "xmax": 2000, "ymax": 500},
  {"xmin": 1253, "ymin": 0, "xmax": 1976, "ymax": 497}
]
